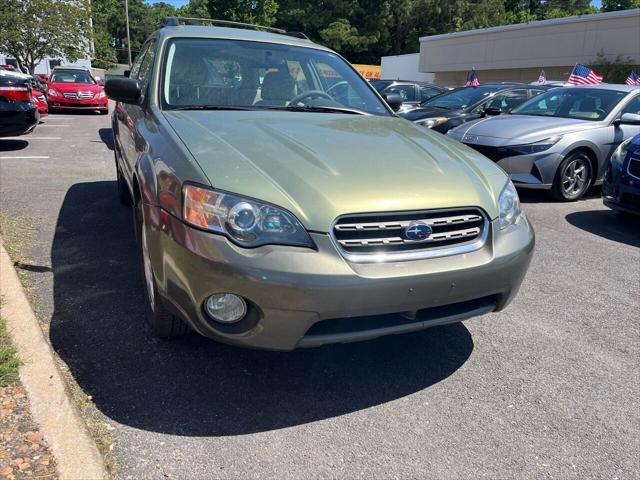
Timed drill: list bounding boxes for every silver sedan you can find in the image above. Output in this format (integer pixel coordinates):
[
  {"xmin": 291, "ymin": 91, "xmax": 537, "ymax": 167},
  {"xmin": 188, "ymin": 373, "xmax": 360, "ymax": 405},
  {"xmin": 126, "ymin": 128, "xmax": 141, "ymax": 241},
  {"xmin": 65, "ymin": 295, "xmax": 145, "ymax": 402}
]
[{"xmin": 447, "ymin": 85, "xmax": 640, "ymax": 200}]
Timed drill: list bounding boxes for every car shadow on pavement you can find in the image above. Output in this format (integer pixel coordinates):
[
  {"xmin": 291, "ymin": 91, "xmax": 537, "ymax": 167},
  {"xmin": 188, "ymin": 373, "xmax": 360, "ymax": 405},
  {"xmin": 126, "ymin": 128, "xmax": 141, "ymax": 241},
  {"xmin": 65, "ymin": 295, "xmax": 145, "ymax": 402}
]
[
  {"xmin": 518, "ymin": 187, "xmax": 601, "ymax": 204},
  {"xmin": 97, "ymin": 128, "xmax": 114, "ymax": 151},
  {"xmin": 0, "ymin": 140, "xmax": 29, "ymax": 152},
  {"xmin": 49, "ymin": 181, "xmax": 473, "ymax": 437},
  {"xmin": 566, "ymin": 209, "xmax": 640, "ymax": 248}
]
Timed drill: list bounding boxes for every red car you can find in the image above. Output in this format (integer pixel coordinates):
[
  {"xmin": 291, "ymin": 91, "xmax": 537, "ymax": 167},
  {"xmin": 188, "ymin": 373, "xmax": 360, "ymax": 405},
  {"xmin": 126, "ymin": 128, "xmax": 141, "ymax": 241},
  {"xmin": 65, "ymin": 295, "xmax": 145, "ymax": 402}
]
[
  {"xmin": 31, "ymin": 88, "xmax": 48, "ymax": 118},
  {"xmin": 46, "ymin": 67, "xmax": 108, "ymax": 114}
]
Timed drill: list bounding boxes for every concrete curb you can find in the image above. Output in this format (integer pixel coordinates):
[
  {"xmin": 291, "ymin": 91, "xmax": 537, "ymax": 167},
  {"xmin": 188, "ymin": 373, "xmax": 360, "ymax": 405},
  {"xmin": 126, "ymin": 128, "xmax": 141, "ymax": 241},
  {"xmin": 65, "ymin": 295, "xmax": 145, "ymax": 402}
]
[{"xmin": 0, "ymin": 241, "xmax": 108, "ymax": 480}]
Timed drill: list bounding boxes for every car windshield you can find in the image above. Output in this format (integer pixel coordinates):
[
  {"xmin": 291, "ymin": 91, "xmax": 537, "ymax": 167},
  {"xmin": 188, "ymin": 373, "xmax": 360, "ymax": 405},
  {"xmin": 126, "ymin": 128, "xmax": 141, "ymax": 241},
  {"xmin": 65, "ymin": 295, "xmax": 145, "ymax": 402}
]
[
  {"xmin": 50, "ymin": 70, "xmax": 95, "ymax": 84},
  {"xmin": 421, "ymin": 85, "xmax": 507, "ymax": 109},
  {"xmin": 511, "ymin": 88, "xmax": 628, "ymax": 121},
  {"xmin": 162, "ymin": 38, "xmax": 390, "ymax": 115}
]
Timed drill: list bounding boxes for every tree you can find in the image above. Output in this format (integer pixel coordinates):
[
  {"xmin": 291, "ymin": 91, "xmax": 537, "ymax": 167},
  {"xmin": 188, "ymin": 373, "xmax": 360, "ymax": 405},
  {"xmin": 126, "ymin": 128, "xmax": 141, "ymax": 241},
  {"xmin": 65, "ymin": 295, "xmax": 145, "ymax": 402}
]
[
  {"xmin": 177, "ymin": 0, "xmax": 211, "ymax": 18},
  {"xmin": 207, "ymin": 0, "xmax": 279, "ymax": 26},
  {"xmin": 0, "ymin": 0, "xmax": 91, "ymax": 74},
  {"xmin": 601, "ymin": 0, "xmax": 640, "ymax": 10},
  {"xmin": 589, "ymin": 50, "xmax": 640, "ymax": 83}
]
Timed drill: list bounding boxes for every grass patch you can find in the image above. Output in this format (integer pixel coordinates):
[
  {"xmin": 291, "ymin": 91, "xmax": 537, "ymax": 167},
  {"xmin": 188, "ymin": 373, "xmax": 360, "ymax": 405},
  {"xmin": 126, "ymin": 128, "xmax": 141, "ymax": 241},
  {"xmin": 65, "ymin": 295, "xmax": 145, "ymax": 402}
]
[{"xmin": 0, "ymin": 298, "xmax": 21, "ymax": 386}]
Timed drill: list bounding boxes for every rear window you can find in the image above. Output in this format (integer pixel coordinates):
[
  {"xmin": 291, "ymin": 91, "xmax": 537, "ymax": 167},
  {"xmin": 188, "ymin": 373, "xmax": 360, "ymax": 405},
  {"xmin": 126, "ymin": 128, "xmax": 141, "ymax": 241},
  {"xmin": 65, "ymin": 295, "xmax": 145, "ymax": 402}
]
[{"xmin": 0, "ymin": 74, "xmax": 28, "ymax": 87}]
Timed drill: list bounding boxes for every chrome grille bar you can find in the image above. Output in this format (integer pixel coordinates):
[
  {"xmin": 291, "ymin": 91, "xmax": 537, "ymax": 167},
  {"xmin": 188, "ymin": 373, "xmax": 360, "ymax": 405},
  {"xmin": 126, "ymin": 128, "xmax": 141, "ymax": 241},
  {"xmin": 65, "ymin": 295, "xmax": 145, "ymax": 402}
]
[
  {"xmin": 331, "ymin": 207, "xmax": 489, "ymax": 263},
  {"xmin": 338, "ymin": 226, "xmax": 481, "ymax": 247},
  {"xmin": 334, "ymin": 213, "xmax": 482, "ymax": 232}
]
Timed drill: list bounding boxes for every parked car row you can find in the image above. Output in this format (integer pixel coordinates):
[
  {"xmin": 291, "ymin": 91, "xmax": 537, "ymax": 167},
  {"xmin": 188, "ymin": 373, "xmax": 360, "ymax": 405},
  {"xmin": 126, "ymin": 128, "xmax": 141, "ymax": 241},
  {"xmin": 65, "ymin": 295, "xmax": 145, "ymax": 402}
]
[
  {"xmin": 0, "ymin": 65, "xmax": 109, "ymax": 138},
  {"xmin": 384, "ymin": 80, "xmax": 640, "ymax": 203}
]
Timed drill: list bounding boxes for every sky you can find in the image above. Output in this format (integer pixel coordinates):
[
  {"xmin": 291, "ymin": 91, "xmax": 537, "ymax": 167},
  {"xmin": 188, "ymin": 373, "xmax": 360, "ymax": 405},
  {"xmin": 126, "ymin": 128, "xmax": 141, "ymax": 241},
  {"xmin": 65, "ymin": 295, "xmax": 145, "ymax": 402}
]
[{"xmin": 145, "ymin": 0, "xmax": 603, "ymax": 7}]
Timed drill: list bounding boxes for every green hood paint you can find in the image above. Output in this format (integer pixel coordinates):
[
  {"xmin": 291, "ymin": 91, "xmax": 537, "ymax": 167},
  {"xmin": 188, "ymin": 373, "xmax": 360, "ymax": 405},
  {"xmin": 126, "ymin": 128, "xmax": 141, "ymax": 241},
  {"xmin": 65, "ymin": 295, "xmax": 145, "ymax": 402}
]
[{"xmin": 164, "ymin": 110, "xmax": 508, "ymax": 232}]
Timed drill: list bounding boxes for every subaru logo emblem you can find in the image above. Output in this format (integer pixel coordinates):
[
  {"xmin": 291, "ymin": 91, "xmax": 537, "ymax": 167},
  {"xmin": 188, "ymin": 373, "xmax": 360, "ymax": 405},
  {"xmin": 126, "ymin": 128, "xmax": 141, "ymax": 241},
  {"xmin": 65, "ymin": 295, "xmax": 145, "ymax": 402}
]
[{"xmin": 403, "ymin": 221, "xmax": 432, "ymax": 241}]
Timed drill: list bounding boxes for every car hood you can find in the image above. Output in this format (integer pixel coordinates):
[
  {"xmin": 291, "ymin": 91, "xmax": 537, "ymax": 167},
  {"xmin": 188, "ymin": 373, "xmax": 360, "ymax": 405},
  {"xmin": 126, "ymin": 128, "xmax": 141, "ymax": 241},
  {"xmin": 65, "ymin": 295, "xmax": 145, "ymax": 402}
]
[
  {"xmin": 48, "ymin": 82, "xmax": 101, "ymax": 93},
  {"xmin": 448, "ymin": 114, "xmax": 601, "ymax": 145},
  {"xmin": 164, "ymin": 111, "xmax": 508, "ymax": 231},
  {"xmin": 401, "ymin": 107, "xmax": 462, "ymax": 122}
]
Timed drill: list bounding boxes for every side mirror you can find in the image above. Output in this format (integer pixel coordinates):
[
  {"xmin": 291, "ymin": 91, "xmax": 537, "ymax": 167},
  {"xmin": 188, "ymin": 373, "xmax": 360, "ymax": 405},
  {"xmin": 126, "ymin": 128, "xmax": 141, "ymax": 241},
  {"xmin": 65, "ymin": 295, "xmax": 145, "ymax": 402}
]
[
  {"xmin": 483, "ymin": 106, "xmax": 502, "ymax": 116},
  {"xmin": 382, "ymin": 93, "xmax": 403, "ymax": 112},
  {"xmin": 105, "ymin": 78, "xmax": 141, "ymax": 104},
  {"xmin": 98, "ymin": 81, "xmax": 105, "ymax": 87},
  {"xmin": 124, "ymin": 70, "xmax": 131, "ymax": 78},
  {"xmin": 616, "ymin": 112, "xmax": 640, "ymax": 125}
]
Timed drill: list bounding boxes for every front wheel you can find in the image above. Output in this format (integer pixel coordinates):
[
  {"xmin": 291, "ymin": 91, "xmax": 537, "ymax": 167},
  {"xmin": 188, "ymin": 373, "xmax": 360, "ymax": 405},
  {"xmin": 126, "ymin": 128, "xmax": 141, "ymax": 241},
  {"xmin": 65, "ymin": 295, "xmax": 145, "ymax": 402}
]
[
  {"xmin": 551, "ymin": 152, "xmax": 592, "ymax": 201},
  {"xmin": 134, "ymin": 199, "xmax": 189, "ymax": 339}
]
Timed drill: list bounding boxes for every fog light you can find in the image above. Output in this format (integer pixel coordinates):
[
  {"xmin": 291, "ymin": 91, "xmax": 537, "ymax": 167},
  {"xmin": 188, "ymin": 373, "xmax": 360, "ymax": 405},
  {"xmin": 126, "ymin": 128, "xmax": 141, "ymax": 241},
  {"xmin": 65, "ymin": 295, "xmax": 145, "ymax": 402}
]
[{"xmin": 204, "ymin": 294, "xmax": 247, "ymax": 324}]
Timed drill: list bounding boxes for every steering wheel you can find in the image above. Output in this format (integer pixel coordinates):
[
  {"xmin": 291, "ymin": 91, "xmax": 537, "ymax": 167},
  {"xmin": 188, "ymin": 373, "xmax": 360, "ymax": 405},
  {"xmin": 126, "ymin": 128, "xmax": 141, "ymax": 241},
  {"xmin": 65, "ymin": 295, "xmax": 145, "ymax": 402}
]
[
  {"xmin": 289, "ymin": 90, "xmax": 334, "ymax": 105},
  {"xmin": 326, "ymin": 80, "xmax": 349, "ymax": 95}
]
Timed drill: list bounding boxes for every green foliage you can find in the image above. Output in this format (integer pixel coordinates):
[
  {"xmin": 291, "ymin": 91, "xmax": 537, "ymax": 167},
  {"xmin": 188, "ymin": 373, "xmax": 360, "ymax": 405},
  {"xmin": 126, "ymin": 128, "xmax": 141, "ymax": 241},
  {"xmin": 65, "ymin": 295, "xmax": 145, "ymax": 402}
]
[
  {"xmin": 601, "ymin": 0, "xmax": 640, "ymax": 10},
  {"xmin": 0, "ymin": 0, "xmax": 91, "ymax": 74},
  {"xmin": 86, "ymin": 0, "xmax": 640, "ymax": 67},
  {"xmin": 207, "ymin": 0, "xmax": 279, "ymax": 26},
  {"xmin": 589, "ymin": 51, "xmax": 640, "ymax": 84},
  {"xmin": 0, "ymin": 314, "xmax": 21, "ymax": 387}
]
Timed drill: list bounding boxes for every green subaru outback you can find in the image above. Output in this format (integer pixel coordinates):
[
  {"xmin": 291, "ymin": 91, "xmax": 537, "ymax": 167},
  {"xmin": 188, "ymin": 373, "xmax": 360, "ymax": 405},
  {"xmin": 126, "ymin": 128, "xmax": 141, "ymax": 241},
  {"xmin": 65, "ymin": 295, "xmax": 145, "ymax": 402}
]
[{"xmin": 105, "ymin": 18, "xmax": 534, "ymax": 350}]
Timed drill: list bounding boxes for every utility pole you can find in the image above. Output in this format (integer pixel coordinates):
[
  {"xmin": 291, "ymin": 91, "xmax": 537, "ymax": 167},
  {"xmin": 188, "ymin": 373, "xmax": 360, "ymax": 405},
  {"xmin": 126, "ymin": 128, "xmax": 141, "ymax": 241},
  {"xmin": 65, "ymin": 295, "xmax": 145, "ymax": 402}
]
[{"xmin": 125, "ymin": 0, "xmax": 132, "ymax": 65}]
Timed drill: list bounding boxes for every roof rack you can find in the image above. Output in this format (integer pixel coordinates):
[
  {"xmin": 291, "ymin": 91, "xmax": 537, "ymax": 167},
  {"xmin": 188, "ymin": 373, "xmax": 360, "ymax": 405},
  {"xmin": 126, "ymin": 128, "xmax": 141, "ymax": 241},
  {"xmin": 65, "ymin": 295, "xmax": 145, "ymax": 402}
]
[{"xmin": 161, "ymin": 17, "xmax": 309, "ymax": 40}]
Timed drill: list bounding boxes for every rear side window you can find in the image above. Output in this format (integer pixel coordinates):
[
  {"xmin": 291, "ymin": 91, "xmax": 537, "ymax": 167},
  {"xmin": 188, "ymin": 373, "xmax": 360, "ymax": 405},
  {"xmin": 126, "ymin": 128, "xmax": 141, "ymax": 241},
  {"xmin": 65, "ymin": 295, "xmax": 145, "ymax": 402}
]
[{"xmin": 419, "ymin": 86, "xmax": 442, "ymax": 101}]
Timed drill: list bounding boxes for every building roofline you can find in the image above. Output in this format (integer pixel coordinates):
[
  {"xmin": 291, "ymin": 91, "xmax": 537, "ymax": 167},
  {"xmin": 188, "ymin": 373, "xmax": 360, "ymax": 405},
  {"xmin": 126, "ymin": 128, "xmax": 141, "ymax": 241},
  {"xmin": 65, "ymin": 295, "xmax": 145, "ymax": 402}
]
[{"xmin": 419, "ymin": 8, "xmax": 640, "ymax": 42}]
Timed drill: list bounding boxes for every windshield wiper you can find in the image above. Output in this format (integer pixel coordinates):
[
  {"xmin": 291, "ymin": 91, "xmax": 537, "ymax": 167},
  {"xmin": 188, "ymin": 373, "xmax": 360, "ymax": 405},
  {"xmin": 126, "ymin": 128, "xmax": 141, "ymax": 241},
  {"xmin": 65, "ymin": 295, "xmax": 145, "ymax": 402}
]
[
  {"xmin": 263, "ymin": 105, "xmax": 369, "ymax": 115},
  {"xmin": 166, "ymin": 105, "xmax": 259, "ymax": 111}
]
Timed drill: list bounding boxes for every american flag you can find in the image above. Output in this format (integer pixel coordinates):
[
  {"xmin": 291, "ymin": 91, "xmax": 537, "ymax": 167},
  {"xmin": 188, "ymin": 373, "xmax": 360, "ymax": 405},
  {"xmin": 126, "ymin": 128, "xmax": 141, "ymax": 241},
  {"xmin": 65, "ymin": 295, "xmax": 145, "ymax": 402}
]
[
  {"xmin": 626, "ymin": 70, "xmax": 640, "ymax": 86},
  {"xmin": 538, "ymin": 69, "xmax": 546, "ymax": 84},
  {"xmin": 466, "ymin": 68, "xmax": 480, "ymax": 87},
  {"xmin": 568, "ymin": 64, "xmax": 603, "ymax": 85}
]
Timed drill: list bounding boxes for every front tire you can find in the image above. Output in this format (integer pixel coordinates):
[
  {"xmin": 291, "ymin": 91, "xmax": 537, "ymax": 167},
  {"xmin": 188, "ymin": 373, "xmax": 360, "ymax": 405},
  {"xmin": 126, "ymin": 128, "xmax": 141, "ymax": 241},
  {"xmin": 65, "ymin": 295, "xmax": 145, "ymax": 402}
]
[
  {"xmin": 134, "ymin": 198, "xmax": 189, "ymax": 339},
  {"xmin": 116, "ymin": 166, "xmax": 133, "ymax": 206},
  {"xmin": 551, "ymin": 152, "xmax": 592, "ymax": 201}
]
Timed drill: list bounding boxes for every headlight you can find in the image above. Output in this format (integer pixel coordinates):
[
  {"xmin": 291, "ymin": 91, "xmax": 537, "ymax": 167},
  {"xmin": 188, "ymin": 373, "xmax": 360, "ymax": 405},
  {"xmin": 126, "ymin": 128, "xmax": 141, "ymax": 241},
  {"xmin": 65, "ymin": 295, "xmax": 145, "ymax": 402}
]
[
  {"xmin": 182, "ymin": 184, "xmax": 313, "ymax": 248},
  {"xmin": 47, "ymin": 88, "xmax": 60, "ymax": 97},
  {"xmin": 415, "ymin": 117, "xmax": 448, "ymax": 129},
  {"xmin": 498, "ymin": 180, "xmax": 522, "ymax": 230},
  {"xmin": 508, "ymin": 135, "xmax": 563, "ymax": 155},
  {"xmin": 96, "ymin": 90, "xmax": 106, "ymax": 99},
  {"xmin": 610, "ymin": 138, "xmax": 632, "ymax": 167}
]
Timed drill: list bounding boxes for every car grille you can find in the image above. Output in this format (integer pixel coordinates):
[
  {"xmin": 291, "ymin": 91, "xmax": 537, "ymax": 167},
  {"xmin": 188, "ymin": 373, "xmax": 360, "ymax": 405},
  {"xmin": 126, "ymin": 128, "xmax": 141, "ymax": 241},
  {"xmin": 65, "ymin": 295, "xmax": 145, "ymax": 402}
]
[
  {"xmin": 627, "ymin": 149, "xmax": 640, "ymax": 179},
  {"xmin": 465, "ymin": 144, "xmax": 520, "ymax": 162},
  {"xmin": 332, "ymin": 207, "xmax": 488, "ymax": 262},
  {"xmin": 62, "ymin": 91, "xmax": 94, "ymax": 99}
]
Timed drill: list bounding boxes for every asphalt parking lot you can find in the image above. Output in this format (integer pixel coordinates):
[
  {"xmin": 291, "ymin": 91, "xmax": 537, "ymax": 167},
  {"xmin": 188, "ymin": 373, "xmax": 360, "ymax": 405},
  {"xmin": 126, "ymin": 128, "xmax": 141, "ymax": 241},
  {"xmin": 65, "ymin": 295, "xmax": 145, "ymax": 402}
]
[{"xmin": 0, "ymin": 109, "xmax": 638, "ymax": 479}]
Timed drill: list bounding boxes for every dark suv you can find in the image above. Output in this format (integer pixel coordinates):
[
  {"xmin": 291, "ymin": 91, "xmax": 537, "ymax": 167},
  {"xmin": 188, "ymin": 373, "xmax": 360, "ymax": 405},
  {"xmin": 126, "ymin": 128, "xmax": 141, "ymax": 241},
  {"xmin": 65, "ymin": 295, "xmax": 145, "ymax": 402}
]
[{"xmin": 401, "ymin": 83, "xmax": 551, "ymax": 133}]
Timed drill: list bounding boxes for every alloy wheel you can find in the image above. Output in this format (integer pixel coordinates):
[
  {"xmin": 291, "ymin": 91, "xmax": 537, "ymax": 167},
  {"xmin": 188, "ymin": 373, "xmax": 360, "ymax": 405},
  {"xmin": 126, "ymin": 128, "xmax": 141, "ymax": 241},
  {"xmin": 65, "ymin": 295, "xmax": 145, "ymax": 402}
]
[{"xmin": 561, "ymin": 157, "xmax": 589, "ymax": 197}]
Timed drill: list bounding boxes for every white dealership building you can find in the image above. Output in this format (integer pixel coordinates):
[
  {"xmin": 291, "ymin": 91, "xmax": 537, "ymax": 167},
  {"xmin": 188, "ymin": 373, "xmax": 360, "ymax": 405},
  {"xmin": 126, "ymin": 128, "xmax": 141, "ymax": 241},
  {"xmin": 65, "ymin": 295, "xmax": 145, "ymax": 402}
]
[{"xmin": 416, "ymin": 8, "xmax": 640, "ymax": 86}]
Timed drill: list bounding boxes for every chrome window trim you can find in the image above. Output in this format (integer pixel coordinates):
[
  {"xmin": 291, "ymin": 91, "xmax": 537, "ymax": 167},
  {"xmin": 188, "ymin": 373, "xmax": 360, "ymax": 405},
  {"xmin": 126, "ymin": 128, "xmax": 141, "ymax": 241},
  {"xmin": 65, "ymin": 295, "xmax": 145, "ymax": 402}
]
[{"xmin": 330, "ymin": 208, "xmax": 490, "ymax": 264}]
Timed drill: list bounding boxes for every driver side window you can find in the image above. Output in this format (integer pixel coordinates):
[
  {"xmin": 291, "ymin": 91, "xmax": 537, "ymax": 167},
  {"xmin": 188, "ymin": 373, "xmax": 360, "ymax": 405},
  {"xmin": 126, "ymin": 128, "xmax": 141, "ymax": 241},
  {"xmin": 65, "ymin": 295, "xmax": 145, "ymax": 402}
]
[{"xmin": 622, "ymin": 96, "xmax": 640, "ymax": 115}]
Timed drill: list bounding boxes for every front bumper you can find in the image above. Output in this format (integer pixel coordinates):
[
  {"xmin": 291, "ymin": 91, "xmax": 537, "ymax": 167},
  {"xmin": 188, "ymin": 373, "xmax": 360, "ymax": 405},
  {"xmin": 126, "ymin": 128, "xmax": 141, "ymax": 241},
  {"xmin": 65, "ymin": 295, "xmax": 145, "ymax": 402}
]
[
  {"xmin": 47, "ymin": 97, "xmax": 108, "ymax": 110},
  {"xmin": 145, "ymin": 205, "xmax": 535, "ymax": 350},
  {"xmin": 464, "ymin": 143, "xmax": 563, "ymax": 189},
  {"xmin": 602, "ymin": 163, "xmax": 640, "ymax": 215}
]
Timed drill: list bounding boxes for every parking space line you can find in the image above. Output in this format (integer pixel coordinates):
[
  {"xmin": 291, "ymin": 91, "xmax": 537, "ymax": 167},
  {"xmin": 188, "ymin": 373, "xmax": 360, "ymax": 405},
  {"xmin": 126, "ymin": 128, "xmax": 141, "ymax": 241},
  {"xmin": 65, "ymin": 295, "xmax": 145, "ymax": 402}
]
[
  {"xmin": 0, "ymin": 156, "xmax": 50, "ymax": 159},
  {"xmin": 39, "ymin": 124, "xmax": 70, "ymax": 127},
  {"xmin": 0, "ymin": 137, "xmax": 61, "ymax": 140}
]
